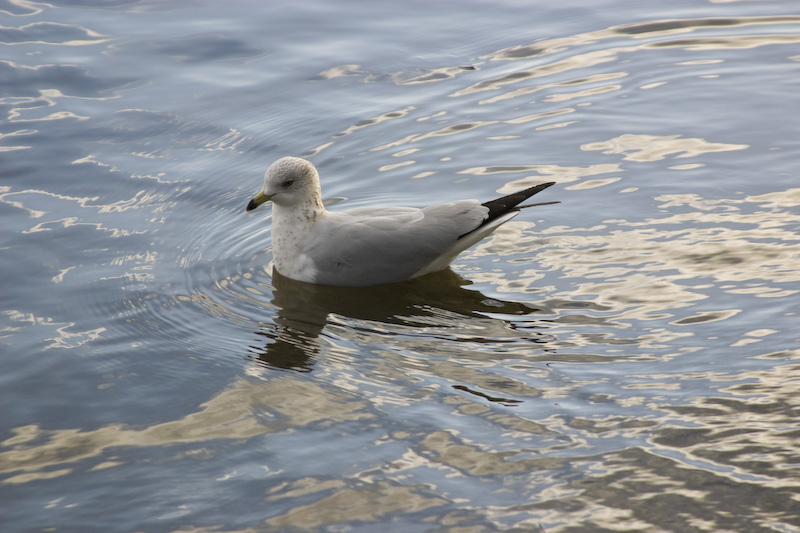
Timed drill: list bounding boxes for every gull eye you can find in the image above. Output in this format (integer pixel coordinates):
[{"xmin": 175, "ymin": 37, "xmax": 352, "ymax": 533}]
[{"xmin": 283, "ymin": 179, "xmax": 294, "ymax": 187}]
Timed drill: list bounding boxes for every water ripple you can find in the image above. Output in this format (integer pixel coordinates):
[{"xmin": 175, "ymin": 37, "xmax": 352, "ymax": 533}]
[
  {"xmin": 0, "ymin": 22, "xmax": 107, "ymax": 45},
  {"xmin": 3, "ymin": 3, "xmax": 800, "ymax": 532}
]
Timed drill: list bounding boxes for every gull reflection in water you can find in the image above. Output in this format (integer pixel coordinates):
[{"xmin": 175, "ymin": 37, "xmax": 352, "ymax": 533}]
[{"xmin": 248, "ymin": 268, "xmax": 548, "ymax": 373}]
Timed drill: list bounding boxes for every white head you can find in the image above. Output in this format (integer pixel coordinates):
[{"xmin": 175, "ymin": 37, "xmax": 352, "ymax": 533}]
[{"xmin": 246, "ymin": 156, "xmax": 323, "ymax": 211}]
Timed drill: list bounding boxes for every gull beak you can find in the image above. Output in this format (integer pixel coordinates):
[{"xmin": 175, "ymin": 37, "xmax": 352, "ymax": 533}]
[{"xmin": 246, "ymin": 191, "xmax": 271, "ymax": 212}]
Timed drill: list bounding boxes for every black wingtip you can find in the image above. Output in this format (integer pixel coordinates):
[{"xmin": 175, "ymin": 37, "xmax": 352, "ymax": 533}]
[
  {"xmin": 481, "ymin": 181, "xmax": 556, "ymax": 222},
  {"xmin": 517, "ymin": 200, "xmax": 561, "ymax": 209}
]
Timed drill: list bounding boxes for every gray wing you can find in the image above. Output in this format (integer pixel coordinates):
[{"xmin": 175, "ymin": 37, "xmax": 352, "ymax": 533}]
[{"xmin": 306, "ymin": 200, "xmax": 488, "ymax": 286}]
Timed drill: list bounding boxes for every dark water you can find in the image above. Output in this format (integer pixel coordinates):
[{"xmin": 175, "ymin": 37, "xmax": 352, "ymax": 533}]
[{"xmin": 2, "ymin": 0, "xmax": 800, "ymax": 531}]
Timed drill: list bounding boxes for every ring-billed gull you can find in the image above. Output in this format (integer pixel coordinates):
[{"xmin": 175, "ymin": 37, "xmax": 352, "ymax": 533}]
[{"xmin": 247, "ymin": 157, "xmax": 557, "ymax": 287}]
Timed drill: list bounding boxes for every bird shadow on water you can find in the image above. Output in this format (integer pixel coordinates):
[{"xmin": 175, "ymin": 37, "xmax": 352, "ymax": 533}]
[{"xmin": 247, "ymin": 268, "xmax": 550, "ymax": 373}]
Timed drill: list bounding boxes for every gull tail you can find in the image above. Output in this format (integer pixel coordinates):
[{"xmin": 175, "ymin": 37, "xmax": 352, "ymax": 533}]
[
  {"xmin": 482, "ymin": 182, "xmax": 557, "ymax": 224},
  {"xmin": 456, "ymin": 182, "xmax": 558, "ymax": 242},
  {"xmin": 418, "ymin": 181, "xmax": 558, "ymax": 278}
]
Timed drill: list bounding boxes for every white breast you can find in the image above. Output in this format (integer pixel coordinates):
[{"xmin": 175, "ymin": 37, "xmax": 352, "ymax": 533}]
[{"xmin": 270, "ymin": 204, "xmax": 321, "ymax": 283}]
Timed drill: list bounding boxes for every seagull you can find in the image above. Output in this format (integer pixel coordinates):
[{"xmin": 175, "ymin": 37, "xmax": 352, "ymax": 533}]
[{"xmin": 247, "ymin": 157, "xmax": 557, "ymax": 286}]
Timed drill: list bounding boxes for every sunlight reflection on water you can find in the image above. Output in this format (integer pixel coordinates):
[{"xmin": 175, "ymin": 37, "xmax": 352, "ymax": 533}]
[{"xmin": 2, "ymin": 0, "xmax": 800, "ymax": 531}]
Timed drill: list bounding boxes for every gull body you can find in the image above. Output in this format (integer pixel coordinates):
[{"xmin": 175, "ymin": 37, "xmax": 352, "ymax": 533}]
[{"xmin": 247, "ymin": 157, "xmax": 556, "ymax": 287}]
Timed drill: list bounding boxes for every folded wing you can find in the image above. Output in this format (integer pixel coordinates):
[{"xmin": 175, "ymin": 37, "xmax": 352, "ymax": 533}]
[{"xmin": 307, "ymin": 200, "xmax": 488, "ymax": 286}]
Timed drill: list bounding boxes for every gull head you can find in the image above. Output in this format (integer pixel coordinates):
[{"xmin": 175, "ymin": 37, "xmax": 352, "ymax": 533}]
[{"xmin": 247, "ymin": 156, "xmax": 322, "ymax": 211}]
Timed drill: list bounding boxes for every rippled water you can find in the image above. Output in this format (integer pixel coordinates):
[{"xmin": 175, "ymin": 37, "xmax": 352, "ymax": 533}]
[{"xmin": 2, "ymin": 0, "xmax": 800, "ymax": 531}]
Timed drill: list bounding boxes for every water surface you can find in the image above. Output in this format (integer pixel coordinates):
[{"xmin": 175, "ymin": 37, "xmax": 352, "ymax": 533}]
[{"xmin": 2, "ymin": 0, "xmax": 800, "ymax": 531}]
